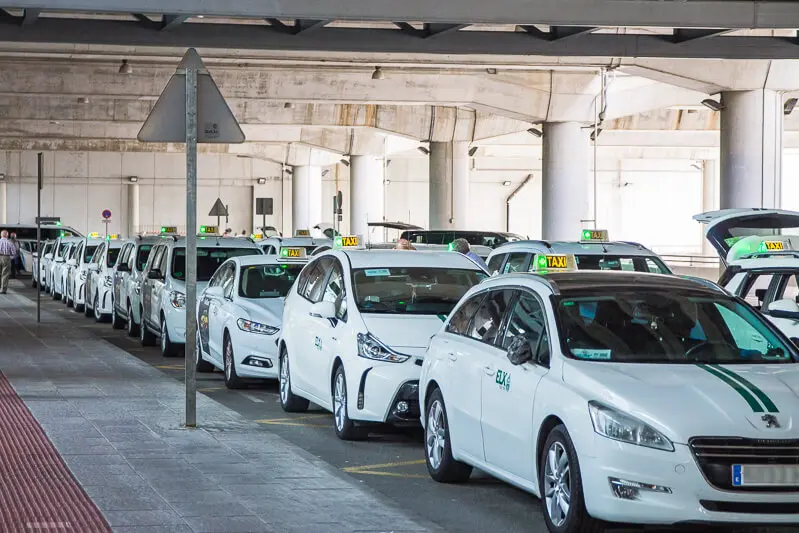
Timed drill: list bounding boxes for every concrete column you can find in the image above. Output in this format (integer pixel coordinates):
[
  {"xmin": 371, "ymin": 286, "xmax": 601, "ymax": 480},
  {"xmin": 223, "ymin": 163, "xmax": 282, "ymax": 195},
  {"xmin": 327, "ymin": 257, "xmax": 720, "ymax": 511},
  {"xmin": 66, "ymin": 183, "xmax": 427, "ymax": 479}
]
[
  {"xmin": 0, "ymin": 181, "xmax": 6, "ymax": 224},
  {"xmin": 292, "ymin": 165, "xmax": 322, "ymax": 232},
  {"xmin": 127, "ymin": 183, "xmax": 139, "ymax": 237},
  {"xmin": 429, "ymin": 141, "xmax": 470, "ymax": 229},
  {"xmin": 350, "ymin": 155, "xmax": 385, "ymax": 239},
  {"xmin": 720, "ymin": 90, "xmax": 783, "ymax": 209},
  {"xmin": 542, "ymin": 122, "xmax": 589, "ymax": 241},
  {"xmin": 701, "ymin": 160, "xmax": 718, "ymax": 256}
]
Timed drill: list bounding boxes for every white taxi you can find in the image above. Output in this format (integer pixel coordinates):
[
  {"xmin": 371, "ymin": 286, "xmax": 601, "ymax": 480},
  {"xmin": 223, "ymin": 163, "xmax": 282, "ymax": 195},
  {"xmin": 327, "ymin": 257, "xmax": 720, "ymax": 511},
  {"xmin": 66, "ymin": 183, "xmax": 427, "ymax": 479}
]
[
  {"xmin": 278, "ymin": 235, "xmax": 487, "ymax": 439},
  {"xmin": 486, "ymin": 229, "xmax": 671, "ymax": 276},
  {"xmin": 421, "ymin": 253, "xmax": 799, "ymax": 531},
  {"xmin": 84, "ymin": 236, "xmax": 123, "ymax": 323},
  {"xmin": 66, "ymin": 237, "xmax": 105, "ymax": 313},
  {"xmin": 52, "ymin": 238, "xmax": 81, "ymax": 301},
  {"xmin": 696, "ymin": 208, "xmax": 799, "ymax": 340},
  {"xmin": 139, "ymin": 230, "xmax": 263, "ymax": 357},
  {"xmin": 196, "ymin": 247, "xmax": 308, "ymax": 388},
  {"xmin": 256, "ymin": 231, "xmax": 331, "ymax": 257},
  {"xmin": 110, "ymin": 235, "xmax": 162, "ymax": 335}
]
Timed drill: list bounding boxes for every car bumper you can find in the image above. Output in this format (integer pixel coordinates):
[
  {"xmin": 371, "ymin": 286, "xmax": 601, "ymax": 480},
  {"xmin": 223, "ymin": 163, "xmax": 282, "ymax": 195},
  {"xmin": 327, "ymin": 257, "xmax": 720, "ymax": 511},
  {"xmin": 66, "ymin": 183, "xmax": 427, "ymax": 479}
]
[
  {"xmin": 346, "ymin": 356, "xmax": 422, "ymax": 425},
  {"xmin": 231, "ymin": 329, "xmax": 280, "ymax": 379},
  {"xmin": 164, "ymin": 306, "xmax": 186, "ymax": 344},
  {"xmin": 581, "ymin": 436, "xmax": 799, "ymax": 525}
]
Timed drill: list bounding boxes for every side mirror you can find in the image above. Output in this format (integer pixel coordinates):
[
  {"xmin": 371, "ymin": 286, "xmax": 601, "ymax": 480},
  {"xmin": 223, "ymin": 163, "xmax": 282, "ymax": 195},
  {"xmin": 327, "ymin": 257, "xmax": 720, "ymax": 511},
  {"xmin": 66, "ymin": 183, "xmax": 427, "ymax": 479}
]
[
  {"xmin": 117, "ymin": 263, "xmax": 130, "ymax": 272},
  {"xmin": 766, "ymin": 299, "xmax": 799, "ymax": 320},
  {"xmin": 32, "ymin": 252, "xmax": 38, "ymax": 258},
  {"xmin": 506, "ymin": 335, "xmax": 534, "ymax": 366},
  {"xmin": 309, "ymin": 301, "xmax": 337, "ymax": 320},
  {"xmin": 55, "ymin": 256, "xmax": 65, "ymax": 263},
  {"xmin": 88, "ymin": 263, "xmax": 100, "ymax": 272},
  {"xmin": 146, "ymin": 269, "xmax": 163, "ymax": 280},
  {"xmin": 67, "ymin": 259, "xmax": 77, "ymax": 267},
  {"xmin": 44, "ymin": 253, "xmax": 53, "ymax": 260},
  {"xmin": 204, "ymin": 286, "xmax": 224, "ymax": 299}
]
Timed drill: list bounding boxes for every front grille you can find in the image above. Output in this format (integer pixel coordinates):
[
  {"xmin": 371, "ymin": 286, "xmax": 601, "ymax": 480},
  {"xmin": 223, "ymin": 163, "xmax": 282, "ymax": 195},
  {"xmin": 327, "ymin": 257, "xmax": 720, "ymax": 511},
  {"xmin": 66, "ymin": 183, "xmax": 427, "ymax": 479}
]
[{"xmin": 690, "ymin": 437, "xmax": 799, "ymax": 492}]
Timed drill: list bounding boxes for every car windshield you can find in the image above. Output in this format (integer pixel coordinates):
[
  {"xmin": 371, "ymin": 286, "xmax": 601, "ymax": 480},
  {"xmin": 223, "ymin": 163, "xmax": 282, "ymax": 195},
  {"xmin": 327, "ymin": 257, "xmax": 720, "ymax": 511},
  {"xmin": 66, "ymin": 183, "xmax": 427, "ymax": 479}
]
[
  {"xmin": 136, "ymin": 245, "xmax": 153, "ymax": 271},
  {"xmin": 106, "ymin": 247, "xmax": 121, "ymax": 267},
  {"xmin": 171, "ymin": 247, "xmax": 260, "ymax": 282},
  {"xmin": 84, "ymin": 245, "xmax": 97, "ymax": 262},
  {"xmin": 574, "ymin": 255, "xmax": 670, "ymax": 274},
  {"xmin": 239, "ymin": 264, "xmax": 304, "ymax": 298},
  {"xmin": 555, "ymin": 290, "xmax": 797, "ymax": 364},
  {"xmin": 352, "ymin": 267, "xmax": 486, "ymax": 315}
]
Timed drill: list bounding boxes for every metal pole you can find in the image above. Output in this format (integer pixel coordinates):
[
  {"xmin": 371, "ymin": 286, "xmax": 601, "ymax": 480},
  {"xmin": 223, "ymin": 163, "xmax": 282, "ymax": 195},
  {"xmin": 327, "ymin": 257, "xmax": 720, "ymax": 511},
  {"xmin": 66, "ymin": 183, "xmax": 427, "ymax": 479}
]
[
  {"xmin": 36, "ymin": 152, "xmax": 42, "ymax": 323},
  {"xmin": 184, "ymin": 66, "xmax": 198, "ymax": 428}
]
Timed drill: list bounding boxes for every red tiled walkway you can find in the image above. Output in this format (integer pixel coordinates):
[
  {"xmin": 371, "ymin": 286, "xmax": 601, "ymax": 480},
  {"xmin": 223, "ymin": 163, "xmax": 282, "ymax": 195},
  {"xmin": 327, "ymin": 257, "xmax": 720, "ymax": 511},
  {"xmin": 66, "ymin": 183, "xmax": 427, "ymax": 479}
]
[{"xmin": 0, "ymin": 373, "xmax": 111, "ymax": 533}]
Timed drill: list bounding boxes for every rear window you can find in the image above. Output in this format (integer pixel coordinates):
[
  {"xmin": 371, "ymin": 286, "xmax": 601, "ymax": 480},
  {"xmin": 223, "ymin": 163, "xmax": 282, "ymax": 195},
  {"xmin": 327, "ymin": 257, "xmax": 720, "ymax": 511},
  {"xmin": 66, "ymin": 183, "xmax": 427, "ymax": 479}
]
[
  {"xmin": 352, "ymin": 267, "xmax": 486, "ymax": 315},
  {"xmin": 574, "ymin": 255, "xmax": 671, "ymax": 274},
  {"xmin": 171, "ymin": 247, "xmax": 261, "ymax": 282}
]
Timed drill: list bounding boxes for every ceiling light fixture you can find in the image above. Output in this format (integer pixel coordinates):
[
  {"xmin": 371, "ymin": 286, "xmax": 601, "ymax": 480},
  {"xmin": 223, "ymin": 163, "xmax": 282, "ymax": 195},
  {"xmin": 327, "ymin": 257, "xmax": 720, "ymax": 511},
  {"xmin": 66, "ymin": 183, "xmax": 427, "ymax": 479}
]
[
  {"xmin": 468, "ymin": 146, "xmax": 478, "ymax": 157},
  {"xmin": 417, "ymin": 146, "xmax": 430, "ymax": 155},
  {"xmin": 128, "ymin": 176, "xmax": 138, "ymax": 183},
  {"xmin": 77, "ymin": 96, "xmax": 89, "ymax": 104},
  {"xmin": 195, "ymin": 14, "xmax": 205, "ymax": 19},
  {"xmin": 118, "ymin": 59, "xmax": 132, "ymax": 75},
  {"xmin": 371, "ymin": 66, "xmax": 385, "ymax": 80},
  {"xmin": 257, "ymin": 177, "xmax": 267, "ymax": 185},
  {"xmin": 284, "ymin": 102, "xmax": 294, "ymax": 109},
  {"xmin": 785, "ymin": 98, "xmax": 798, "ymax": 116},
  {"xmin": 526, "ymin": 127, "xmax": 543, "ymax": 138},
  {"xmin": 486, "ymin": 68, "xmax": 498, "ymax": 75},
  {"xmin": 502, "ymin": 180, "xmax": 512, "ymax": 186},
  {"xmin": 701, "ymin": 98, "xmax": 724, "ymax": 112}
]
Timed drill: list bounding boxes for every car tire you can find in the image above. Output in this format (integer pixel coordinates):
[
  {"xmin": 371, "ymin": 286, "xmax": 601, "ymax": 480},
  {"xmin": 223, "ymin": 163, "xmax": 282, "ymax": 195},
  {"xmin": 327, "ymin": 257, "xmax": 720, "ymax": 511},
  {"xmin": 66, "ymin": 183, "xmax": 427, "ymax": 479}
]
[
  {"xmin": 332, "ymin": 365, "xmax": 366, "ymax": 441},
  {"xmin": 31, "ymin": 277, "xmax": 37, "ymax": 288},
  {"xmin": 160, "ymin": 317, "xmax": 179, "ymax": 357},
  {"xmin": 424, "ymin": 388, "xmax": 472, "ymax": 483},
  {"xmin": 126, "ymin": 302, "xmax": 139, "ymax": 337},
  {"xmin": 83, "ymin": 294, "xmax": 93, "ymax": 317},
  {"xmin": 139, "ymin": 309, "xmax": 157, "ymax": 346},
  {"xmin": 94, "ymin": 293, "xmax": 109, "ymax": 323},
  {"xmin": 539, "ymin": 425, "xmax": 604, "ymax": 533},
  {"xmin": 195, "ymin": 329, "xmax": 215, "ymax": 373},
  {"xmin": 223, "ymin": 335, "xmax": 245, "ymax": 389},
  {"xmin": 278, "ymin": 349, "xmax": 309, "ymax": 413},
  {"xmin": 61, "ymin": 285, "xmax": 67, "ymax": 303},
  {"xmin": 111, "ymin": 300, "xmax": 125, "ymax": 329},
  {"xmin": 52, "ymin": 286, "xmax": 60, "ymax": 300},
  {"xmin": 66, "ymin": 289, "xmax": 73, "ymax": 308}
]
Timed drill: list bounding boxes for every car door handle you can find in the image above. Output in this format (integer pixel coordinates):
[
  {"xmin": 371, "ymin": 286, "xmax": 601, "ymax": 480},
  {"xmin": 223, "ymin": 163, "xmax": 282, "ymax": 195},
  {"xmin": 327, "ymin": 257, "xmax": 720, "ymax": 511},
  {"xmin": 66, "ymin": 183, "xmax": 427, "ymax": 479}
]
[
  {"xmin": 447, "ymin": 353, "xmax": 457, "ymax": 361},
  {"xmin": 483, "ymin": 365, "xmax": 495, "ymax": 376}
]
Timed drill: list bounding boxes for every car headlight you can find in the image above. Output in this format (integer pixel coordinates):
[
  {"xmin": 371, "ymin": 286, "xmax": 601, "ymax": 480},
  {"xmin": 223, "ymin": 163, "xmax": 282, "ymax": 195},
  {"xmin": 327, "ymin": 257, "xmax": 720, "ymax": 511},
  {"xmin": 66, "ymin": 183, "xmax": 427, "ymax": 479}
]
[
  {"xmin": 169, "ymin": 290, "xmax": 185, "ymax": 309},
  {"xmin": 104, "ymin": 275, "xmax": 112, "ymax": 287},
  {"xmin": 237, "ymin": 318, "xmax": 279, "ymax": 335},
  {"xmin": 588, "ymin": 401, "xmax": 674, "ymax": 452},
  {"xmin": 356, "ymin": 333, "xmax": 410, "ymax": 363}
]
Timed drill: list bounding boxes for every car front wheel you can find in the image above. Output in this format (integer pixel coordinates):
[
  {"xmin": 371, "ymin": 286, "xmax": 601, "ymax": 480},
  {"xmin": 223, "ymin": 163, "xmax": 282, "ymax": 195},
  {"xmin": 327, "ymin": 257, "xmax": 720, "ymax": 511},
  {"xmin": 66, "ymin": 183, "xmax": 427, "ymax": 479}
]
[
  {"xmin": 223, "ymin": 335, "xmax": 245, "ymax": 389},
  {"xmin": 332, "ymin": 366, "xmax": 366, "ymax": 441},
  {"xmin": 540, "ymin": 425, "xmax": 604, "ymax": 533},
  {"xmin": 160, "ymin": 317, "xmax": 179, "ymax": 357}
]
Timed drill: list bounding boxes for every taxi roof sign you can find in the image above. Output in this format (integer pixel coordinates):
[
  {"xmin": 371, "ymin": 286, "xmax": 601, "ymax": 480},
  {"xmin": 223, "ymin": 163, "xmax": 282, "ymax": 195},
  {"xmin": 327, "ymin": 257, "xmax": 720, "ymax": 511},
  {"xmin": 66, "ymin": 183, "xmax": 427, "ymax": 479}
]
[
  {"xmin": 279, "ymin": 247, "xmax": 307, "ymax": 260},
  {"xmin": 88, "ymin": 232, "xmax": 100, "ymax": 238},
  {"xmin": 758, "ymin": 239, "xmax": 789, "ymax": 253},
  {"xmin": 160, "ymin": 226, "xmax": 178, "ymax": 234},
  {"xmin": 251, "ymin": 233, "xmax": 263, "ymax": 240},
  {"xmin": 580, "ymin": 229, "xmax": 609, "ymax": 243},
  {"xmin": 335, "ymin": 235, "xmax": 363, "ymax": 249},
  {"xmin": 199, "ymin": 225, "xmax": 218, "ymax": 234},
  {"xmin": 531, "ymin": 253, "xmax": 577, "ymax": 273},
  {"xmin": 728, "ymin": 235, "xmax": 795, "ymax": 261},
  {"xmin": 294, "ymin": 229, "xmax": 311, "ymax": 237}
]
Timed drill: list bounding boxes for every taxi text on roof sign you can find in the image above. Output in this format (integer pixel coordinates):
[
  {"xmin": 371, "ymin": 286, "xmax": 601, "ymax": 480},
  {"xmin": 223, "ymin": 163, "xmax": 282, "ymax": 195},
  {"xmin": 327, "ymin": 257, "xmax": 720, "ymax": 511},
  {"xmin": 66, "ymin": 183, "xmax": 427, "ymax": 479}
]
[
  {"xmin": 532, "ymin": 253, "xmax": 577, "ymax": 272},
  {"xmin": 758, "ymin": 240, "xmax": 788, "ymax": 252},
  {"xmin": 580, "ymin": 229, "xmax": 609, "ymax": 243},
  {"xmin": 294, "ymin": 229, "xmax": 311, "ymax": 237},
  {"xmin": 160, "ymin": 226, "xmax": 178, "ymax": 234},
  {"xmin": 279, "ymin": 247, "xmax": 306, "ymax": 259},
  {"xmin": 199, "ymin": 225, "xmax": 218, "ymax": 234},
  {"xmin": 89, "ymin": 232, "xmax": 100, "ymax": 238},
  {"xmin": 335, "ymin": 235, "xmax": 361, "ymax": 248}
]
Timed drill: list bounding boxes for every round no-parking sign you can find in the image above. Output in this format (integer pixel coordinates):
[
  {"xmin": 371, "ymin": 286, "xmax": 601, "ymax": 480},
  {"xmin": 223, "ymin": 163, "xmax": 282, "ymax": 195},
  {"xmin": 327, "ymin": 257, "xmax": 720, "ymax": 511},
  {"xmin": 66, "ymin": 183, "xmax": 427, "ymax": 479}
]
[{"xmin": 102, "ymin": 209, "xmax": 112, "ymax": 219}]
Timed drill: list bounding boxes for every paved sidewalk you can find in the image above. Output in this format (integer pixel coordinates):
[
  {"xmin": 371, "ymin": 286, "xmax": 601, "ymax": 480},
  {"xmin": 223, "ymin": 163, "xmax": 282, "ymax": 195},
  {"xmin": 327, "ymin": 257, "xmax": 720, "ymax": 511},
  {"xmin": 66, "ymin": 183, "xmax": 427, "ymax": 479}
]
[{"xmin": 0, "ymin": 284, "xmax": 437, "ymax": 533}]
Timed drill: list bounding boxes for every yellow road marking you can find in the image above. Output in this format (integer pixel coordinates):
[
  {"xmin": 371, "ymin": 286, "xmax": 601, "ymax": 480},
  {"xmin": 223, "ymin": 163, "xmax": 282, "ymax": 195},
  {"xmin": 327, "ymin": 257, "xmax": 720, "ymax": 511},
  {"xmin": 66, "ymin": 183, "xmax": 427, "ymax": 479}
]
[
  {"xmin": 156, "ymin": 364, "xmax": 185, "ymax": 370},
  {"xmin": 198, "ymin": 387, "xmax": 224, "ymax": 392},
  {"xmin": 343, "ymin": 459, "xmax": 428, "ymax": 479},
  {"xmin": 255, "ymin": 414, "xmax": 331, "ymax": 427},
  {"xmin": 347, "ymin": 470, "xmax": 428, "ymax": 479}
]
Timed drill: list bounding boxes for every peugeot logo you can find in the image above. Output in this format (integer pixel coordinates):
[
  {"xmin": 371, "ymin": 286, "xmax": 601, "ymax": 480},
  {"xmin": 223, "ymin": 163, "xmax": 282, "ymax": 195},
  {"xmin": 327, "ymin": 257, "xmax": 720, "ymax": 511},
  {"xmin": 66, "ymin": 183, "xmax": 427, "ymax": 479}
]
[{"xmin": 762, "ymin": 414, "xmax": 781, "ymax": 428}]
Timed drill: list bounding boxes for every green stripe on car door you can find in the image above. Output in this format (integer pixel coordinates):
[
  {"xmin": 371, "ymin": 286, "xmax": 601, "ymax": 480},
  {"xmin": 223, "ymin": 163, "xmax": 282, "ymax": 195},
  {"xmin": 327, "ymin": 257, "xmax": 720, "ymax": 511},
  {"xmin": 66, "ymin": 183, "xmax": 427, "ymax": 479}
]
[
  {"xmin": 697, "ymin": 364, "xmax": 764, "ymax": 413},
  {"xmin": 710, "ymin": 364, "xmax": 779, "ymax": 413}
]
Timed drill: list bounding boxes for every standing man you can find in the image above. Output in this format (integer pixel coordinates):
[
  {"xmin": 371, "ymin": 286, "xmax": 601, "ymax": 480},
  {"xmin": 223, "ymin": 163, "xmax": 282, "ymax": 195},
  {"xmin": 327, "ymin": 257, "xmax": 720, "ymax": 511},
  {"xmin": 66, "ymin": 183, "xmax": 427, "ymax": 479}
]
[
  {"xmin": 451, "ymin": 238, "xmax": 489, "ymax": 271},
  {"xmin": 0, "ymin": 230, "xmax": 15, "ymax": 293}
]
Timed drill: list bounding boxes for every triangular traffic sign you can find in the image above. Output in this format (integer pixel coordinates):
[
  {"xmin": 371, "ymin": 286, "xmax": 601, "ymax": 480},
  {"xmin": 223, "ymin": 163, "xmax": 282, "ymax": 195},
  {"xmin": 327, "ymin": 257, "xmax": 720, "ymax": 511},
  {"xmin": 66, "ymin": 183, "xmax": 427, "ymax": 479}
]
[
  {"xmin": 208, "ymin": 198, "xmax": 229, "ymax": 217},
  {"xmin": 138, "ymin": 48, "xmax": 245, "ymax": 144}
]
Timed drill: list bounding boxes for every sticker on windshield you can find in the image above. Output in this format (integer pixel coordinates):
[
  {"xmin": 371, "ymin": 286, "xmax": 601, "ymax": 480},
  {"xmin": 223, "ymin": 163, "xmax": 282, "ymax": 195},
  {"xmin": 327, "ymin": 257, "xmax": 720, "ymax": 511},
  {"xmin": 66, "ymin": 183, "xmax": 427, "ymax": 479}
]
[
  {"xmin": 210, "ymin": 252, "xmax": 228, "ymax": 258},
  {"xmin": 364, "ymin": 268, "xmax": 390, "ymax": 277},
  {"xmin": 572, "ymin": 349, "xmax": 612, "ymax": 361}
]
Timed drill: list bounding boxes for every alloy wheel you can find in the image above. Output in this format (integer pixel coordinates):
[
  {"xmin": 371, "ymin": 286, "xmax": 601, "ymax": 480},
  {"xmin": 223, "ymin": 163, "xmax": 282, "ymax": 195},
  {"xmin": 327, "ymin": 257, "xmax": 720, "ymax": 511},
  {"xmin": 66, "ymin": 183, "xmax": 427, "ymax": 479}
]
[
  {"xmin": 94, "ymin": 294, "xmax": 101, "ymax": 320},
  {"xmin": 333, "ymin": 372, "xmax": 346, "ymax": 432},
  {"xmin": 224, "ymin": 340, "xmax": 233, "ymax": 381},
  {"xmin": 160, "ymin": 321, "xmax": 167, "ymax": 352},
  {"xmin": 279, "ymin": 355, "xmax": 289, "ymax": 404},
  {"xmin": 426, "ymin": 400, "xmax": 446, "ymax": 470},
  {"xmin": 544, "ymin": 441, "xmax": 571, "ymax": 527}
]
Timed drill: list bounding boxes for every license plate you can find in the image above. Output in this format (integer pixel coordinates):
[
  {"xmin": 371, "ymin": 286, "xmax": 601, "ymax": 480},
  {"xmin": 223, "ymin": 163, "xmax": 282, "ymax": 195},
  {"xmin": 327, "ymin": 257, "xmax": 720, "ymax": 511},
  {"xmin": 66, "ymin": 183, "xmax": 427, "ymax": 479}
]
[{"xmin": 732, "ymin": 464, "xmax": 799, "ymax": 487}]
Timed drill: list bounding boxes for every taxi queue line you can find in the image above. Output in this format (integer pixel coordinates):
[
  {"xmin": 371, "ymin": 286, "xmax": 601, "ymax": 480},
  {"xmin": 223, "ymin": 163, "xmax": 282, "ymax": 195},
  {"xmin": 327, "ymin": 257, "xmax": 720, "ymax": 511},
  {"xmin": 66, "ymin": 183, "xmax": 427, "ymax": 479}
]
[{"xmin": 31, "ymin": 211, "xmax": 799, "ymax": 533}]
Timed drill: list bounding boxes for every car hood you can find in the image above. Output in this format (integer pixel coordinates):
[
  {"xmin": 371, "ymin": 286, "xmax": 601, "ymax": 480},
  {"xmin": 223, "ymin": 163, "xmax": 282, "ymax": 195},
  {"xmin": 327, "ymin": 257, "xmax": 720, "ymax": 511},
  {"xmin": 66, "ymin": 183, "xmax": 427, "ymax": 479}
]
[
  {"xmin": 361, "ymin": 314, "xmax": 445, "ymax": 350},
  {"xmin": 564, "ymin": 361, "xmax": 799, "ymax": 443},
  {"xmin": 237, "ymin": 298, "xmax": 284, "ymax": 327}
]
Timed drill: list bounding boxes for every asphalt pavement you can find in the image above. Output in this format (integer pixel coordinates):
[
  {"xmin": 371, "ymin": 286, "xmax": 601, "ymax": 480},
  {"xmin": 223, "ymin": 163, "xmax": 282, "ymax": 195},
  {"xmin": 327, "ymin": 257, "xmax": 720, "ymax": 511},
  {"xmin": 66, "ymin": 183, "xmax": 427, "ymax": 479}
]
[{"xmin": 17, "ymin": 281, "xmax": 799, "ymax": 533}]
